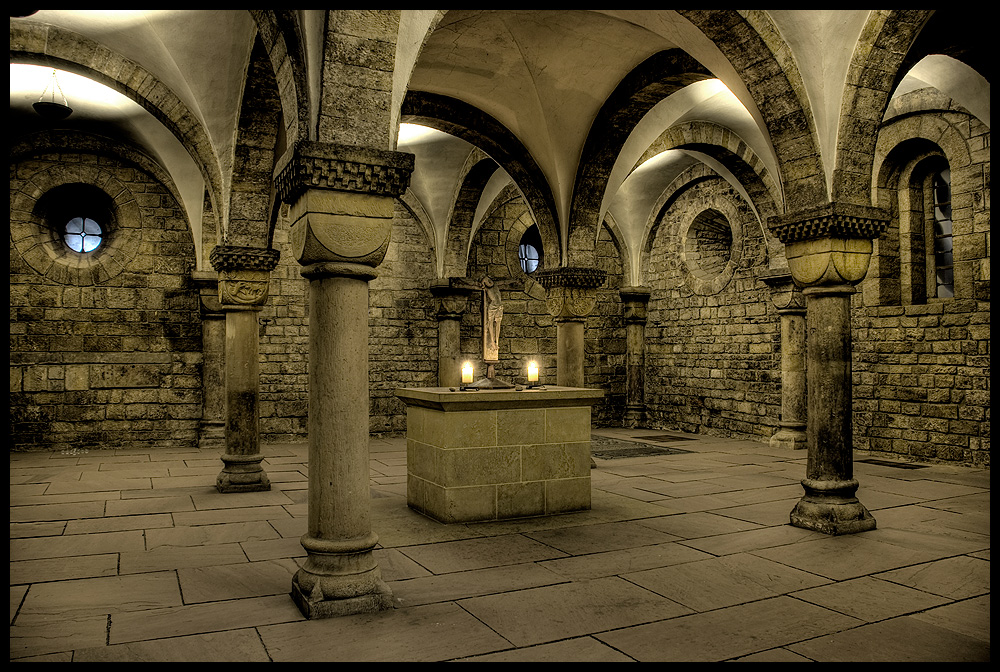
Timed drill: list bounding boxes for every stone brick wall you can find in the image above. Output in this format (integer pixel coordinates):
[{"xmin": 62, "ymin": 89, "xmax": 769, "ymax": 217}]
[
  {"xmin": 368, "ymin": 204, "xmax": 439, "ymax": 434},
  {"xmin": 852, "ymin": 299, "xmax": 990, "ymax": 467},
  {"xmin": 643, "ymin": 176, "xmax": 780, "ymax": 441},
  {"xmin": 10, "ymin": 150, "xmax": 203, "ymax": 451},
  {"xmin": 257, "ymin": 207, "xmax": 309, "ymax": 442}
]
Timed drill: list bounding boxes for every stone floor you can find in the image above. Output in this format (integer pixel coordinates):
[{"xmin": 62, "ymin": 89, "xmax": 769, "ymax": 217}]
[{"xmin": 10, "ymin": 428, "xmax": 990, "ymax": 662}]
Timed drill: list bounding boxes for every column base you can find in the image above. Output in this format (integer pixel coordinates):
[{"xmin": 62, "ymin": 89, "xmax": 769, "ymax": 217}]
[
  {"xmin": 789, "ymin": 478, "xmax": 876, "ymax": 535},
  {"xmin": 216, "ymin": 453, "xmax": 271, "ymax": 493},
  {"xmin": 769, "ymin": 423, "xmax": 807, "ymax": 450},
  {"xmin": 291, "ymin": 533, "xmax": 394, "ymax": 619}
]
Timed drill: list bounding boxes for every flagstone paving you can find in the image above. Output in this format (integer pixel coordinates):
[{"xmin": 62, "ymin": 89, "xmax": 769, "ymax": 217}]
[{"xmin": 9, "ymin": 428, "xmax": 990, "ymax": 661}]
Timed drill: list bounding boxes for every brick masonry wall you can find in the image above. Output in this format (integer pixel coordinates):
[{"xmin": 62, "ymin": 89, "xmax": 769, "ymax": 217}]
[
  {"xmin": 10, "ymin": 151, "xmax": 203, "ymax": 451},
  {"xmin": 643, "ymin": 177, "xmax": 781, "ymax": 442},
  {"xmin": 257, "ymin": 208, "xmax": 309, "ymax": 442},
  {"xmin": 852, "ymin": 299, "xmax": 990, "ymax": 467}
]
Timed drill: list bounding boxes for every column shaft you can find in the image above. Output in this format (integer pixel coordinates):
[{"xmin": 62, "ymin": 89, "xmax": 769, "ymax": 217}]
[
  {"xmin": 772, "ymin": 307, "xmax": 807, "ymax": 449},
  {"xmin": 555, "ymin": 319, "xmax": 585, "ymax": 387}
]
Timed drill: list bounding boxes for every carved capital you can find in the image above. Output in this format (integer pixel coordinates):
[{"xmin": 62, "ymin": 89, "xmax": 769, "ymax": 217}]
[
  {"xmin": 536, "ymin": 267, "xmax": 606, "ymax": 321},
  {"xmin": 209, "ymin": 246, "xmax": 280, "ymax": 307},
  {"xmin": 758, "ymin": 270, "xmax": 805, "ymax": 312},
  {"xmin": 274, "ymin": 142, "xmax": 415, "ymax": 268},
  {"xmin": 429, "ymin": 278, "xmax": 472, "ymax": 320},
  {"xmin": 534, "ymin": 266, "xmax": 607, "ymax": 290},
  {"xmin": 275, "ymin": 141, "xmax": 415, "ymax": 204},
  {"xmin": 619, "ymin": 286, "xmax": 652, "ymax": 324},
  {"xmin": 768, "ymin": 204, "xmax": 889, "ymax": 289},
  {"xmin": 768, "ymin": 203, "xmax": 889, "ymax": 245}
]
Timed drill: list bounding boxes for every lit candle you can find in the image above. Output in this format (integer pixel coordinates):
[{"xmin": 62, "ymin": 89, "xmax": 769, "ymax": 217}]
[
  {"xmin": 462, "ymin": 362, "xmax": 474, "ymax": 385},
  {"xmin": 527, "ymin": 361, "xmax": 538, "ymax": 383}
]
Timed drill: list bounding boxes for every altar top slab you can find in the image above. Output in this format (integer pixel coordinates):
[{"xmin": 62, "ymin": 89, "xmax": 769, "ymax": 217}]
[{"xmin": 394, "ymin": 386, "xmax": 604, "ymax": 412}]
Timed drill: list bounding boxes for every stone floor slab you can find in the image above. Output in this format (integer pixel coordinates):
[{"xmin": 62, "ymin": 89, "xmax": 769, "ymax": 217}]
[
  {"xmin": 259, "ymin": 602, "xmax": 511, "ymax": 662},
  {"xmin": 398, "ymin": 533, "xmax": 568, "ymax": 573},
  {"xmin": 459, "ymin": 636, "xmax": 634, "ymax": 662},
  {"xmin": 458, "ymin": 576, "xmax": 691, "ymax": 647},
  {"xmin": 623, "ymin": 552, "xmax": 830, "ymax": 611},
  {"xmin": 752, "ymin": 534, "xmax": 958, "ymax": 581},
  {"xmin": 177, "ymin": 558, "xmax": 300, "ymax": 603},
  {"xmin": 596, "ymin": 595, "xmax": 863, "ymax": 662},
  {"xmin": 109, "ymin": 595, "xmax": 303, "ymax": 645},
  {"xmin": 389, "ymin": 561, "xmax": 566, "ymax": 607},
  {"xmin": 525, "ymin": 520, "xmax": 680, "ymax": 555},
  {"xmin": 786, "ymin": 614, "xmax": 990, "ymax": 662},
  {"xmin": 791, "ymin": 575, "xmax": 951, "ymax": 621},
  {"xmin": 537, "ymin": 540, "xmax": 712, "ymax": 581},
  {"xmin": 73, "ymin": 628, "xmax": 271, "ymax": 662},
  {"xmin": 875, "ymin": 555, "xmax": 991, "ymax": 599},
  {"xmin": 10, "ymin": 553, "xmax": 119, "ymax": 585}
]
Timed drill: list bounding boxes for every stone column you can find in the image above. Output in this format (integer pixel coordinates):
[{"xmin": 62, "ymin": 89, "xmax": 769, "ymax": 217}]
[
  {"xmin": 430, "ymin": 279, "xmax": 472, "ymax": 388},
  {"xmin": 759, "ymin": 270, "xmax": 807, "ymax": 450},
  {"xmin": 770, "ymin": 203, "xmax": 888, "ymax": 535},
  {"xmin": 619, "ymin": 286, "xmax": 651, "ymax": 427},
  {"xmin": 193, "ymin": 271, "xmax": 226, "ymax": 449},
  {"xmin": 535, "ymin": 267, "xmax": 607, "ymax": 388},
  {"xmin": 275, "ymin": 141, "xmax": 414, "ymax": 619},
  {"xmin": 209, "ymin": 245, "xmax": 280, "ymax": 493}
]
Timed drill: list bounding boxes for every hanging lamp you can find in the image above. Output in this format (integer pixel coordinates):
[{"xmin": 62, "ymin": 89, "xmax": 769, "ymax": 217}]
[{"xmin": 33, "ymin": 68, "xmax": 73, "ymax": 121}]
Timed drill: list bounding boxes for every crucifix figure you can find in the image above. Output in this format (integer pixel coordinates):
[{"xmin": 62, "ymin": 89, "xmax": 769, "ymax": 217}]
[
  {"xmin": 451, "ymin": 274, "xmax": 521, "ymax": 384},
  {"xmin": 482, "ymin": 276, "xmax": 503, "ymax": 363}
]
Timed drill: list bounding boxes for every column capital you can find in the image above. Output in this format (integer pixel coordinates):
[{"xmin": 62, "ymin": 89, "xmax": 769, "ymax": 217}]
[
  {"xmin": 767, "ymin": 202, "xmax": 889, "ymax": 244},
  {"xmin": 619, "ymin": 286, "xmax": 652, "ymax": 324},
  {"xmin": 274, "ymin": 142, "xmax": 415, "ymax": 268},
  {"xmin": 429, "ymin": 278, "xmax": 473, "ymax": 320},
  {"xmin": 768, "ymin": 203, "xmax": 889, "ymax": 289},
  {"xmin": 209, "ymin": 245, "xmax": 280, "ymax": 307},
  {"xmin": 275, "ymin": 140, "xmax": 415, "ymax": 204},
  {"xmin": 535, "ymin": 266, "xmax": 606, "ymax": 321},
  {"xmin": 758, "ymin": 269, "xmax": 805, "ymax": 312}
]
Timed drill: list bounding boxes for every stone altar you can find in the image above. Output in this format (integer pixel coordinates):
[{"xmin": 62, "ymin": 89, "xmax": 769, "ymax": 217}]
[{"xmin": 394, "ymin": 386, "xmax": 604, "ymax": 523}]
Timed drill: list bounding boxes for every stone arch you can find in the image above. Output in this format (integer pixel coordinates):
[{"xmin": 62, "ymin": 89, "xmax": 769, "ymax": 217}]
[
  {"xmin": 640, "ymin": 164, "xmax": 724, "ymax": 286},
  {"xmin": 10, "ymin": 20, "xmax": 227, "ymax": 235},
  {"xmin": 567, "ymin": 49, "xmax": 714, "ymax": 267},
  {"xmin": 600, "ymin": 213, "xmax": 633, "ymax": 291},
  {"xmin": 248, "ymin": 10, "xmax": 310, "ymax": 148},
  {"xmin": 832, "ymin": 9, "xmax": 934, "ymax": 205},
  {"xmin": 634, "ymin": 120, "xmax": 783, "ymax": 267},
  {"xmin": 227, "ymin": 34, "xmax": 285, "ymax": 249},
  {"xmin": 443, "ymin": 155, "xmax": 501, "ymax": 279},
  {"xmin": 678, "ymin": 9, "xmax": 828, "ymax": 211},
  {"xmin": 868, "ymin": 112, "xmax": 978, "ymax": 303},
  {"xmin": 401, "ymin": 90, "xmax": 562, "ymax": 268}
]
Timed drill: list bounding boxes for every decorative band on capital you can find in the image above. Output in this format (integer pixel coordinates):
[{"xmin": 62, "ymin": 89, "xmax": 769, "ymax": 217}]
[
  {"xmin": 274, "ymin": 140, "xmax": 415, "ymax": 204},
  {"xmin": 768, "ymin": 203, "xmax": 889, "ymax": 245},
  {"xmin": 209, "ymin": 245, "xmax": 281, "ymax": 273},
  {"xmin": 534, "ymin": 266, "xmax": 607, "ymax": 290}
]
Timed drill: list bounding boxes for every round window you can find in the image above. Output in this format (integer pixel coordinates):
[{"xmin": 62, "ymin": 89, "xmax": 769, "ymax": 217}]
[{"xmin": 64, "ymin": 216, "xmax": 104, "ymax": 253}]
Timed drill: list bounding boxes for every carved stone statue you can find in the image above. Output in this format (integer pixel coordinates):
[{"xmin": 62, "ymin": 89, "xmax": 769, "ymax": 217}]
[{"xmin": 482, "ymin": 276, "xmax": 503, "ymax": 362}]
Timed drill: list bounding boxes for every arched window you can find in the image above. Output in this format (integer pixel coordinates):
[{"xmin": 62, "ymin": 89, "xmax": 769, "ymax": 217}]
[
  {"xmin": 518, "ymin": 225, "xmax": 543, "ymax": 273},
  {"xmin": 930, "ymin": 169, "xmax": 953, "ymax": 298}
]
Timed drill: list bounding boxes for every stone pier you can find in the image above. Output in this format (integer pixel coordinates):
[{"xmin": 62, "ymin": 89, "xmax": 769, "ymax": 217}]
[
  {"xmin": 770, "ymin": 203, "xmax": 888, "ymax": 535},
  {"xmin": 209, "ymin": 245, "xmax": 280, "ymax": 493},
  {"xmin": 276, "ymin": 141, "xmax": 414, "ymax": 618}
]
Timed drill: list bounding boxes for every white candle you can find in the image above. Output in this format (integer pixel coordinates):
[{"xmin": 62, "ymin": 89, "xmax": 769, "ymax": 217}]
[
  {"xmin": 527, "ymin": 361, "xmax": 538, "ymax": 383},
  {"xmin": 462, "ymin": 362, "xmax": 474, "ymax": 384}
]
